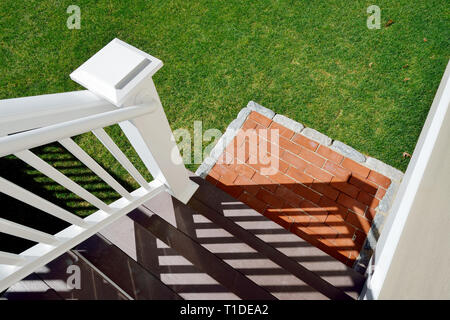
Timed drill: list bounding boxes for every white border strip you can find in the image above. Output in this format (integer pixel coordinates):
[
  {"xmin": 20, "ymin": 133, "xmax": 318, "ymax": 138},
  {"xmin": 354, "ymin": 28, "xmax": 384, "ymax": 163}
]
[{"xmin": 362, "ymin": 61, "xmax": 450, "ymax": 299}]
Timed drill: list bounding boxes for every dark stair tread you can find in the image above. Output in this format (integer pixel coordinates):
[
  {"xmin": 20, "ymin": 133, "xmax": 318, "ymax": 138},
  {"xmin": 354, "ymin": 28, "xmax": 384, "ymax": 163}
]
[
  {"xmin": 141, "ymin": 190, "xmax": 329, "ymax": 300},
  {"xmin": 143, "ymin": 190, "xmax": 351, "ymax": 300},
  {"xmin": 74, "ymin": 234, "xmax": 181, "ymax": 300},
  {"xmin": 2, "ymin": 273, "xmax": 62, "ymax": 300},
  {"xmin": 98, "ymin": 213, "xmax": 240, "ymax": 300},
  {"xmin": 3, "ymin": 168, "xmax": 365, "ymax": 300},
  {"xmin": 129, "ymin": 208, "xmax": 276, "ymax": 300},
  {"xmin": 2, "ymin": 251, "xmax": 129, "ymax": 300}
]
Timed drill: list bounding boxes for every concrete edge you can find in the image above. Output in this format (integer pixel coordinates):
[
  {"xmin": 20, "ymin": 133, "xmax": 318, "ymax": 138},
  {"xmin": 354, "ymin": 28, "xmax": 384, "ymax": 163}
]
[
  {"xmin": 330, "ymin": 140, "xmax": 366, "ymax": 163},
  {"xmin": 353, "ymin": 181, "xmax": 401, "ymax": 273},
  {"xmin": 302, "ymin": 127, "xmax": 332, "ymax": 146},
  {"xmin": 365, "ymin": 157, "xmax": 404, "ymax": 183},
  {"xmin": 247, "ymin": 101, "xmax": 275, "ymax": 119},
  {"xmin": 195, "ymin": 107, "xmax": 250, "ymax": 178},
  {"xmin": 273, "ymin": 114, "xmax": 304, "ymax": 133}
]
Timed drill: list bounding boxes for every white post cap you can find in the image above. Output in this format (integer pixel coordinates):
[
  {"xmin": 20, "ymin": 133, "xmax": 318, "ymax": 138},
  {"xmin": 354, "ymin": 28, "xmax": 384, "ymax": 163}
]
[{"xmin": 70, "ymin": 38, "xmax": 163, "ymax": 106}]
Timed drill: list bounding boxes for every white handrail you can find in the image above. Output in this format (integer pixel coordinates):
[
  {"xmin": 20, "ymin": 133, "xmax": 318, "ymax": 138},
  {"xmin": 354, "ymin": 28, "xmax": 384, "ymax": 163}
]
[
  {"xmin": 0, "ymin": 102, "xmax": 155, "ymax": 157},
  {"xmin": 0, "ymin": 180, "xmax": 166, "ymax": 292},
  {"xmin": 0, "ymin": 90, "xmax": 116, "ymax": 136},
  {"xmin": 0, "ymin": 251, "xmax": 27, "ymax": 266},
  {"xmin": 0, "ymin": 99, "xmax": 172, "ymax": 292}
]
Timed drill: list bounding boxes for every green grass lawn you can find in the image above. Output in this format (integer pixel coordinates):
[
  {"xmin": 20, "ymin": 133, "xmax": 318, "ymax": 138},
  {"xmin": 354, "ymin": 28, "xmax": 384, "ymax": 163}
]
[{"xmin": 0, "ymin": 1, "xmax": 448, "ymax": 236}]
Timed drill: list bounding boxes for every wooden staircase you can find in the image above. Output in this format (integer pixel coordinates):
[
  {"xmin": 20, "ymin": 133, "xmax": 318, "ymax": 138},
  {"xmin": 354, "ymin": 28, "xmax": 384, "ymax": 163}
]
[{"xmin": 2, "ymin": 173, "xmax": 365, "ymax": 300}]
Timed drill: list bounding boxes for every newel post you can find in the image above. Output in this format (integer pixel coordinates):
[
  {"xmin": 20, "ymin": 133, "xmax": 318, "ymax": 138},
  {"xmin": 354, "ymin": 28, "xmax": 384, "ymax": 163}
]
[{"xmin": 70, "ymin": 38, "xmax": 198, "ymax": 204}]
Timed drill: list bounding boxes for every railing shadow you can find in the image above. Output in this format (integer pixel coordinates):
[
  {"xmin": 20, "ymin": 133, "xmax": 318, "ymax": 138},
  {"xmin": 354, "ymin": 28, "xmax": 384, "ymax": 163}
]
[
  {"xmin": 0, "ymin": 133, "xmax": 147, "ymax": 253},
  {"xmin": 124, "ymin": 182, "xmax": 366, "ymax": 299}
]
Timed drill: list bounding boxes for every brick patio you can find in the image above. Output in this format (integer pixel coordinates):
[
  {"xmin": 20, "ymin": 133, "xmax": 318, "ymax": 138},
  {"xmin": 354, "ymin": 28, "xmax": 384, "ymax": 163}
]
[{"xmin": 202, "ymin": 108, "xmax": 396, "ymax": 268}]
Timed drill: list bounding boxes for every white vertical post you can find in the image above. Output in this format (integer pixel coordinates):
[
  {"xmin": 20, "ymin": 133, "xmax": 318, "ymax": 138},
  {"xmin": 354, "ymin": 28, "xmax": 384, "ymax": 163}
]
[
  {"xmin": 120, "ymin": 78, "xmax": 199, "ymax": 203},
  {"xmin": 70, "ymin": 38, "xmax": 199, "ymax": 204}
]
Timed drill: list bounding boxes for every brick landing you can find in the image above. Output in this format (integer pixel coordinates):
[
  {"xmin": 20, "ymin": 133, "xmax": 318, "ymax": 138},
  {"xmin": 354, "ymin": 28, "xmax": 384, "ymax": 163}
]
[{"xmin": 197, "ymin": 102, "xmax": 402, "ymax": 271}]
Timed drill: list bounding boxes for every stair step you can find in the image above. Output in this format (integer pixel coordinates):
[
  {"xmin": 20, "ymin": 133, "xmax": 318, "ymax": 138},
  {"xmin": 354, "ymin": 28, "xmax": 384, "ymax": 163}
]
[
  {"xmin": 73, "ymin": 234, "xmax": 181, "ymax": 300},
  {"xmin": 2, "ymin": 251, "xmax": 129, "ymax": 300},
  {"xmin": 129, "ymin": 206, "xmax": 276, "ymax": 300},
  {"xmin": 2, "ymin": 273, "xmax": 61, "ymax": 300},
  {"xmin": 99, "ymin": 212, "xmax": 240, "ymax": 300},
  {"xmin": 3, "ymin": 169, "xmax": 365, "ymax": 300},
  {"xmin": 141, "ymin": 191, "xmax": 328, "ymax": 300}
]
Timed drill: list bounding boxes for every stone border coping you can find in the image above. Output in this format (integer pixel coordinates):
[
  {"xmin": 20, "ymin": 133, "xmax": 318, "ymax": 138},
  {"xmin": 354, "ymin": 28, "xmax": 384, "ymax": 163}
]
[
  {"xmin": 331, "ymin": 141, "xmax": 366, "ymax": 163},
  {"xmin": 273, "ymin": 114, "xmax": 304, "ymax": 133},
  {"xmin": 195, "ymin": 101, "xmax": 404, "ymax": 273},
  {"xmin": 247, "ymin": 100, "xmax": 275, "ymax": 119},
  {"xmin": 302, "ymin": 127, "xmax": 332, "ymax": 146},
  {"xmin": 353, "ymin": 178, "xmax": 401, "ymax": 273},
  {"xmin": 196, "ymin": 101, "xmax": 403, "ymax": 183}
]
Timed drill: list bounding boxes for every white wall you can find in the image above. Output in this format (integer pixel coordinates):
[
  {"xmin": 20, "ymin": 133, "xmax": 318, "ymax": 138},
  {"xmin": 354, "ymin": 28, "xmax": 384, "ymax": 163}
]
[{"xmin": 363, "ymin": 61, "xmax": 450, "ymax": 299}]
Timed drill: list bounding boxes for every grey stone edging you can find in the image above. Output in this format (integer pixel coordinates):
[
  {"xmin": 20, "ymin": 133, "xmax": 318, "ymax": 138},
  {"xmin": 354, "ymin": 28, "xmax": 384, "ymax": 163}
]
[
  {"xmin": 330, "ymin": 140, "xmax": 366, "ymax": 163},
  {"xmin": 378, "ymin": 181, "xmax": 399, "ymax": 213},
  {"xmin": 302, "ymin": 127, "xmax": 332, "ymax": 146},
  {"xmin": 195, "ymin": 101, "xmax": 405, "ymax": 274},
  {"xmin": 353, "ymin": 181, "xmax": 400, "ymax": 273},
  {"xmin": 247, "ymin": 101, "xmax": 275, "ymax": 119},
  {"xmin": 365, "ymin": 157, "xmax": 404, "ymax": 183},
  {"xmin": 273, "ymin": 114, "xmax": 304, "ymax": 133},
  {"xmin": 195, "ymin": 107, "xmax": 251, "ymax": 178}
]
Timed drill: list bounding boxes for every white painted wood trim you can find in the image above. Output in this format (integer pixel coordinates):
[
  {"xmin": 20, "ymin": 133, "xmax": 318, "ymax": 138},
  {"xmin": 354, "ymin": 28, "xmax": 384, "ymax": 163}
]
[
  {"xmin": 0, "ymin": 217, "xmax": 59, "ymax": 245},
  {"xmin": 119, "ymin": 78, "xmax": 199, "ymax": 204},
  {"xmin": 0, "ymin": 90, "xmax": 116, "ymax": 136},
  {"xmin": 362, "ymin": 61, "xmax": 450, "ymax": 299},
  {"xmin": 0, "ymin": 251, "xmax": 27, "ymax": 266},
  {"xmin": 0, "ymin": 103, "xmax": 155, "ymax": 158}
]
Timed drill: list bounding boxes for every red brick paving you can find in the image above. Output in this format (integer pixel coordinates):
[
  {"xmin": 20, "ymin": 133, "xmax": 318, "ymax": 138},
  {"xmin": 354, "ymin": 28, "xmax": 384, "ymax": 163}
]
[{"xmin": 206, "ymin": 111, "xmax": 392, "ymax": 267}]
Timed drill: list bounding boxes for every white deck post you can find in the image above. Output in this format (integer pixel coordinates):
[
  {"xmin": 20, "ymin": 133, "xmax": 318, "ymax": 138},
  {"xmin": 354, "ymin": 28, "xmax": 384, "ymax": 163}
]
[
  {"xmin": 119, "ymin": 79, "xmax": 199, "ymax": 203},
  {"xmin": 70, "ymin": 38, "xmax": 198, "ymax": 203}
]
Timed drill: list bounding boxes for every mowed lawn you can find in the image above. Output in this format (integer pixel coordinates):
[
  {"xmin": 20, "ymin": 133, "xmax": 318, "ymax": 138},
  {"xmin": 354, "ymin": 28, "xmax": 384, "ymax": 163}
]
[{"xmin": 0, "ymin": 0, "xmax": 448, "ymax": 232}]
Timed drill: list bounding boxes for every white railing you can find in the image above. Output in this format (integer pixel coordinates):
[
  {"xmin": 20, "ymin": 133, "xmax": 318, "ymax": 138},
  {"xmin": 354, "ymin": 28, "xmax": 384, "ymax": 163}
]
[{"xmin": 0, "ymin": 39, "xmax": 198, "ymax": 292}]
